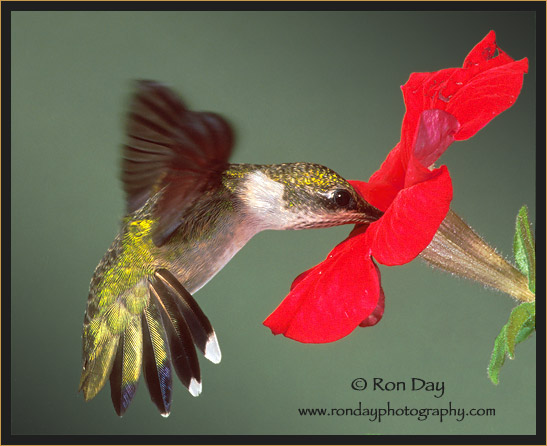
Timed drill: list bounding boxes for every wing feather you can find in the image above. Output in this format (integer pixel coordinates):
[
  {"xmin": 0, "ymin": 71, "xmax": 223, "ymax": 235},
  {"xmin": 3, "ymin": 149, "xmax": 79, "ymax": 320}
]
[{"xmin": 122, "ymin": 81, "xmax": 234, "ymax": 246}]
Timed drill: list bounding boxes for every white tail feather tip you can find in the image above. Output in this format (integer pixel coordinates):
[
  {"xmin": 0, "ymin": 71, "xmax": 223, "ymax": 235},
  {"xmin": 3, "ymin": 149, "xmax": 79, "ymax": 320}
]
[
  {"xmin": 189, "ymin": 378, "xmax": 202, "ymax": 397},
  {"xmin": 204, "ymin": 332, "xmax": 222, "ymax": 364}
]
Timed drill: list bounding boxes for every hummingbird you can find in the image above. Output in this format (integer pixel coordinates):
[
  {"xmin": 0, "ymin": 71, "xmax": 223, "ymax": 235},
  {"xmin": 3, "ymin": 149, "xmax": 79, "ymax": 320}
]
[{"xmin": 79, "ymin": 81, "xmax": 382, "ymax": 417}]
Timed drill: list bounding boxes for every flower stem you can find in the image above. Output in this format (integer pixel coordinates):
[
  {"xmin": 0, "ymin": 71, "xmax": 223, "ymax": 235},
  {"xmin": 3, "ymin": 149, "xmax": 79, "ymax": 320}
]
[{"xmin": 420, "ymin": 209, "xmax": 534, "ymax": 302}]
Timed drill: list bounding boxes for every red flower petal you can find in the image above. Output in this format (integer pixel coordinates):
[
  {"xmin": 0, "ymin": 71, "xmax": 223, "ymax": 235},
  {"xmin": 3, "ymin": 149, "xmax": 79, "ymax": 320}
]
[
  {"xmin": 359, "ymin": 260, "xmax": 385, "ymax": 327},
  {"xmin": 358, "ymin": 108, "xmax": 458, "ymax": 206},
  {"xmin": 403, "ymin": 109, "xmax": 459, "ymax": 188},
  {"xmin": 446, "ymin": 58, "xmax": 528, "ymax": 140},
  {"xmin": 400, "ymin": 69, "xmax": 460, "ymax": 146},
  {"xmin": 263, "ymin": 237, "xmax": 380, "ymax": 343},
  {"xmin": 350, "ymin": 109, "xmax": 455, "ymax": 266},
  {"xmin": 362, "ymin": 165, "xmax": 452, "ymax": 266},
  {"xmin": 411, "ymin": 109, "xmax": 460, "ymax": 170},
  {"xmin": 362, "ymin": 143, "xmax": 406, "ymax": 210},
  {"xmin": 462, "ymin": 30, "xmax": 513, "ymax": 68},
  {"xmin": 401, "ymin": 31, "xmax": 528, "ymax": 142}
]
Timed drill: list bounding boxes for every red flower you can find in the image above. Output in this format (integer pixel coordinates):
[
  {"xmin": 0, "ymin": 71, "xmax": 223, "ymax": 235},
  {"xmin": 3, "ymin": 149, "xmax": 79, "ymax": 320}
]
[{"xmin": 263, "ymin": 31, "xmax": 528, "ymax": 343}]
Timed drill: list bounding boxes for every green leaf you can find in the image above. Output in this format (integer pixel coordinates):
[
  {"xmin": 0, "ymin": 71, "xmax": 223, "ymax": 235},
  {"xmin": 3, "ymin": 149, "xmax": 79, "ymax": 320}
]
[
  {"xmin": 488, "ymin": 302, "xmax": 535, "ymax": 385},
  {"xmin": 488, "ymin": 325, "xmax": 508, "ymax": 385},
  {"xmin": 513, "ymin": 205, "xmax": 535, "ymax": 293},
  {"xmin": 505, "ymin": 302, "xmax": 535, "ymax": 358},
  {"xmin": 515, "ymin": 317, "xmax": 535, "ymax": 344}
]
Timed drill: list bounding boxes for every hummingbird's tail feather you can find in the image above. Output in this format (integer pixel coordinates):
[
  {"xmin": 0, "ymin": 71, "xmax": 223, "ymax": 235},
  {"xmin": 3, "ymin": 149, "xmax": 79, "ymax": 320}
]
[
  {"xmin": 155, "ymin": 269, "xmax": 222, "ymax": 364},
  {"xmin": 109, "ymin": 316, "xmax": 143, "ymax": 416},
  {"xmin": 81, "ymin": 267, "xmax": 221, "ymax": 415},
  {"xmin": 149, "ymin": 274, "xmax": 202, "ymax": 398},
  {"xmin": 141, "ymin": 269, "xmax": 222, "ymax": 416},
  {"xmin": 79, "ymin": 318, "xmax": 120, "ymax": 401},
  {"xmin": 142, "ymin": 300, "xmax": 173, "ymax": 416}
]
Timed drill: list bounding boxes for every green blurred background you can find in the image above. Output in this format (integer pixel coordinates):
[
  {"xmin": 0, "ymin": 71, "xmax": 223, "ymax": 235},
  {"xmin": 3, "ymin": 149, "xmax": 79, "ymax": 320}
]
[{"xmin": 11, "ymin": 10, "xmax": 536, "ymax": 436}]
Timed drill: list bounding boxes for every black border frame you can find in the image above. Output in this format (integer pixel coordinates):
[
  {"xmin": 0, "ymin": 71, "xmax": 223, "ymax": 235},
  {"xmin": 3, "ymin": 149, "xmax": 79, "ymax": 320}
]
[{"xmin": 2, "ymin": 2, "xmax": 545, "ymax": 445}]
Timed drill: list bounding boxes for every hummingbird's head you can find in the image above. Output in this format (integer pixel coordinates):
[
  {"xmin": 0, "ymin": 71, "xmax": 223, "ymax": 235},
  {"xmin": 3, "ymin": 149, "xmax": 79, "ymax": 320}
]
[{"xmin": 235, "ymin": 163, "xmax": 383, "ymax": 231}]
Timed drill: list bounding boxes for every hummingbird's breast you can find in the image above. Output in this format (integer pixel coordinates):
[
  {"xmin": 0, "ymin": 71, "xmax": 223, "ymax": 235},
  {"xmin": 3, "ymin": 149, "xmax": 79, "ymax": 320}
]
[
  {"xmin": 159, "ymin": 210, "xmax": 256, "ymax": 295},
  {"xmin": 155, "ymin": 169, "xmax": 263, "ymax": 294}
]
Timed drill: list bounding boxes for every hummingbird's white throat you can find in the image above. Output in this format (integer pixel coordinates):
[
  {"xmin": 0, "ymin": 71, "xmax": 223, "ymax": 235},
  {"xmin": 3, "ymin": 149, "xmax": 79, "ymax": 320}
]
[{"xmin": 238, "ymin": 170, "xmax": 294, "ymax": 230}]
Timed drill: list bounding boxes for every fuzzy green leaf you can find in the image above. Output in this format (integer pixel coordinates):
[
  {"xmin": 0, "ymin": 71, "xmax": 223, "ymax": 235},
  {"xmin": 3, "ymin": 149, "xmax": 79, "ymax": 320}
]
[
  {"xmin": 488, "ymin": 302, "xmax": 535, "ymax": 384},
  {"xmin": 515, "ymin": 317, "xmax": 535, "ymax": 344},
  {"xmin": 488, "ymin": 325, "xmax": 508, "ymax": 385},
  {"xmin": 505, "ymin": 302, "xmax": 535, "ymax": 358},
  {"xmin": 513, "ymin": 205, "xmax": 535, "ymax": 293}
]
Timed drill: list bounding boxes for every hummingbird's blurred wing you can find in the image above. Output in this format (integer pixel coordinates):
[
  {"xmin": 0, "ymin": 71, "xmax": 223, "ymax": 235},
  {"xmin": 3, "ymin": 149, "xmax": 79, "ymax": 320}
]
[{"xmin": 122, "ymin": 81, "xmax": 234, "ymax": 246}]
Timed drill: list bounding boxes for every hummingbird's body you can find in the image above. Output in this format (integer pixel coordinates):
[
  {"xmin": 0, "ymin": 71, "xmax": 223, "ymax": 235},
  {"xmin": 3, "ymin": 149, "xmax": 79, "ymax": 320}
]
[{"xmin": 80, "ymin": 82, "xmax": 382, "ymax": 416}]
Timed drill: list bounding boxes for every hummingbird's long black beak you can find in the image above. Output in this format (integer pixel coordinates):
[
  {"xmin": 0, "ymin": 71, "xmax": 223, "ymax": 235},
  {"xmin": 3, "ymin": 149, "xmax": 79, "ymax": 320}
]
[{"xmin": 354, "ymin": 197, "xmax": 384, "ymax": 224}]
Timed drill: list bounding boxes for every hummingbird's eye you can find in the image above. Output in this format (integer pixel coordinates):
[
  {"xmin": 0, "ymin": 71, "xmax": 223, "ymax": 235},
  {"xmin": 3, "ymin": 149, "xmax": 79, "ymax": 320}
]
[{"xmin": 332, "ymin": 189, "xmax": 352, "ymax": 208}]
